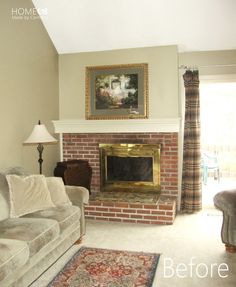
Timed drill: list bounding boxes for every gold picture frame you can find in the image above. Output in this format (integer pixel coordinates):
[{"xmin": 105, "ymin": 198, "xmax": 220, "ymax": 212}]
[{"xmin": 86, "ymin": 63, "xmax": 148, "ymax": 120}]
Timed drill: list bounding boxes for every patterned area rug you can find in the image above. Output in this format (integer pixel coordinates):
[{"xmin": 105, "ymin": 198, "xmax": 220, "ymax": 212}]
[{"xmin": 48, "ymin": 246, "xmax": 160, "ymax": 287}]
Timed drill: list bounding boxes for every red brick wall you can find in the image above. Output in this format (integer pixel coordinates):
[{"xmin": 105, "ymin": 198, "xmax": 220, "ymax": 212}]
[{"xmin": 62, "ymin": 132, "xmax": 178, "ymax": 196}]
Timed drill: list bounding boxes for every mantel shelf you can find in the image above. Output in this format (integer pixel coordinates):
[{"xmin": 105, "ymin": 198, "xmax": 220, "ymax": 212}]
[{"xmin": 53, "ymin": 118, "xmax": 181, "ymax": 134}]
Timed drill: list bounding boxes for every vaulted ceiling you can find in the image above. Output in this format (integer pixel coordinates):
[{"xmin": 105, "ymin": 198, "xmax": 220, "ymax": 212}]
[{"xmin": 33, "ymin": 0, "xmax": 236, "ymax": 54}]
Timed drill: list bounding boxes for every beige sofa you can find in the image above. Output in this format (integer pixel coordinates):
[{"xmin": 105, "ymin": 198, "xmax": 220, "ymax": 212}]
[{"xmin": 0, "ymin": 167, "xmax": 89, "ymax": 287}]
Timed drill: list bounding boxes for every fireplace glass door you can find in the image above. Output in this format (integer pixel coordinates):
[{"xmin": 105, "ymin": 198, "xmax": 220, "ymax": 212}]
[
  {"xmin": 99, "ymin": 143, "xmax": 161, "ymax": 193},
  {"xmin": 107, "ymin": 156, "xmax": 153, "ymax": 182}
]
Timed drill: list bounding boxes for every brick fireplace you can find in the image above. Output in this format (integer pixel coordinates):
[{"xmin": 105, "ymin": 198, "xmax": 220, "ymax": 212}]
[
  {"xmin": 62, "ymin": 132, "xmax": 178, "ymax": 196},
  {"xmin": 53, "ymin": 119, "xmax": 179, "ymax": 225},
  {"xmin": 61, "ymin": 131, "xmax": 178, "ymax": 224}
]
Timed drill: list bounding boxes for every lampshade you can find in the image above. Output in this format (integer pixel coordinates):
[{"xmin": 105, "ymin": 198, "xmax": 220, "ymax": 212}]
[{"xmin": 24, "ymin": 121, "xmax": 57, "ymax": 145}]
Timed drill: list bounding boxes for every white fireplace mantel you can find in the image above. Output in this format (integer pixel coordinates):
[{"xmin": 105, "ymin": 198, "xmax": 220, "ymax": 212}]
[{"xmin": 53, "ymin": 118, "xmax": 181, "ymax": 134}]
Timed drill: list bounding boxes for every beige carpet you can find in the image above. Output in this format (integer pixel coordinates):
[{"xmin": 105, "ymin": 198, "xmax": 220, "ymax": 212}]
[{"xmin": 30, "ymin": 208, "xmax": 236, "ymax": 287}]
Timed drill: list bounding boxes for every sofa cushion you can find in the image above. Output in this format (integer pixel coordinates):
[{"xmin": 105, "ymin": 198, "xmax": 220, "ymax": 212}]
[
  {"xmin": 6, "ymin": 174, "xmax": 55, "ymax": 218},
  {"xmin": 0, "ymin": 218, "xmax": 59, "ymax": 256},
  {"xmin": 46, "ymin": 177, "xmax": 72, "ymax": 207},
  {"xmin": 23, "ymin": 205, "xmax": 81, "ymax": 233},
  {"xmin": 0, "ymin": 238, "xmax": 29, "ymax": 282}
]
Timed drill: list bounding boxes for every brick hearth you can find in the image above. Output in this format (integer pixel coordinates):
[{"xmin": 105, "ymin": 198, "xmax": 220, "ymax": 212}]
[
  {"xmin": 62, "ymin": 132, "xmax": 178, "ymax": 224},
  {"xmin": 85, "ymin": 195, "xmax": 176, "ymax": 225}
]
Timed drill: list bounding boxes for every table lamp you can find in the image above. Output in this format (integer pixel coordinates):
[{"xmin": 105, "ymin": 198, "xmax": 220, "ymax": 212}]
[{"xmin": 24, "ymin": 120, "xmax": 57, "ymax": 174}]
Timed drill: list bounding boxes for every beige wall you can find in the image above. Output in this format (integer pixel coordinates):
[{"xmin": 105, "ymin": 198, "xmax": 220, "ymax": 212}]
[
  {"xmin": 0, "ymin": 0, "xmax": 59, "ymax": 175},
  {"xmin": 59, "ymin": 48, "xmax": 236, "ymax": 121},
  {"xmin": 59, "ymin": 45, "xmax": 179, "ymax": 119},
  {"xmin": 179, "ymin": 50, "xmax": 236, "ymax": 76}
]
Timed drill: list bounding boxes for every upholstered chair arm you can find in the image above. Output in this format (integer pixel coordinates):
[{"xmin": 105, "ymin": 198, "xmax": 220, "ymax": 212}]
[
  {"xmin": 65, "ymin": 186, "xmax": 89, "ymax": 236},
  {"xmin": 214, "ymin": 189, "xmax": 236, "ymax": 252},
  {"xmin": 214, "ymin": 189, "xmax": 236, "ymax": 215}
]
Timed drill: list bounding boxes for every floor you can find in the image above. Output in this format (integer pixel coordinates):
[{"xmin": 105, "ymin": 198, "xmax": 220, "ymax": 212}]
[{"xmin": 31, "ymin": 205, "xmax": 236, "ymax": 287}]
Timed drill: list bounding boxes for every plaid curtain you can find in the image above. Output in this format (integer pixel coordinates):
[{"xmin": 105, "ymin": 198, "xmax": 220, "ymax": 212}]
[{"xmin": 181, "ymin": 70, "xmax": 202, "ymax": 212}]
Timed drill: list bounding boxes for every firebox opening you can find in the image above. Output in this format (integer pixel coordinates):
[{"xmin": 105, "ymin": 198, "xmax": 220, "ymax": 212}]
[
  {"xmin": 107, "ymin": 156, "xmax": 153, "ymax": 182},
  {"xmin": 99, "ymin": 143, "xmax": 161, "ymax": 193}
]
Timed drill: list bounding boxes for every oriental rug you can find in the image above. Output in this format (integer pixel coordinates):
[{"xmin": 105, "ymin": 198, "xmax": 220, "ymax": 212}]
[{"xmin": 48, "ymin": 246, "xmax": 160, "ymax": 287}]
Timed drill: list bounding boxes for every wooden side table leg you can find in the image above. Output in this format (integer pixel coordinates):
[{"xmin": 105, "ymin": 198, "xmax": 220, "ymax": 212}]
[
  {"xmin": 225, "ymin": 244, "xmax": 236, "ymax": 253},
  {"xmin": 74, "ymin": 237, "xmax": 82, "ymax": 245}
]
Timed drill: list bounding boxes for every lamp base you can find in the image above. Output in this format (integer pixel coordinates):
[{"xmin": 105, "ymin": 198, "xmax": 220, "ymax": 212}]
[{"xmin": 37, "ymin": 143, "xmax": 44, "ymax": 174}]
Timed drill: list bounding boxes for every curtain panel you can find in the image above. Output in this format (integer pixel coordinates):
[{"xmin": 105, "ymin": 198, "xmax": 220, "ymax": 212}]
[{"xmin": 181, "ymin": 70, "xmax": 202, "ymax": 212}]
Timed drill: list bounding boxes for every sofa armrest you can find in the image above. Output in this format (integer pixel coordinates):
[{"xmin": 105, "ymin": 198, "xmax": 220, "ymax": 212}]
[
  {"xmin": 65, "ymin": 186, "xmax": 89, "ymax": 236},
  {"xmin": 65, "ymin": 186, "xmax": 89, "ymax": 205}
]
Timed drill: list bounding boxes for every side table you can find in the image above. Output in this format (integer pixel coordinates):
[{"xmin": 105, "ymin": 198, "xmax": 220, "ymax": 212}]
[{"xmin": 54, "ymin": 160, "xmax": 92, "ymax": 193}]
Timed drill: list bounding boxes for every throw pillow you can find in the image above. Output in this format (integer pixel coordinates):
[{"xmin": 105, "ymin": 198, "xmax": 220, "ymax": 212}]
[
  {"xmin": 6, "ymin": 174, "xmax": 55, "ymax": 218},
  {"xmin": 46, "ymin": 177, "xmax": 72, "ymax": 207}
]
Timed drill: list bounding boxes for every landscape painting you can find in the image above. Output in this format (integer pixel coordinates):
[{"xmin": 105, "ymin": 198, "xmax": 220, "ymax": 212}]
[
  {"xmin": 86, "ymin": 63, "xmax": 148, "ymax": 120},
  {"xmin": 95, "ymin": 73, "xmax": 138, "ymax": 110}
]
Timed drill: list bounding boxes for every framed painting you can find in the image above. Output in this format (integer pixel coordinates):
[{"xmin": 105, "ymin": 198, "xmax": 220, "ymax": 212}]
[{"xmin": 85, "ymin": 63, "xmax": 148, "ymax": 120}]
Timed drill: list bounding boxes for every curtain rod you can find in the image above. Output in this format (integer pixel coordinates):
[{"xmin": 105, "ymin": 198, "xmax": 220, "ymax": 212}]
[{"xmin": 179, "ymin": 64, "xmax": 236, "ymax": 70}]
